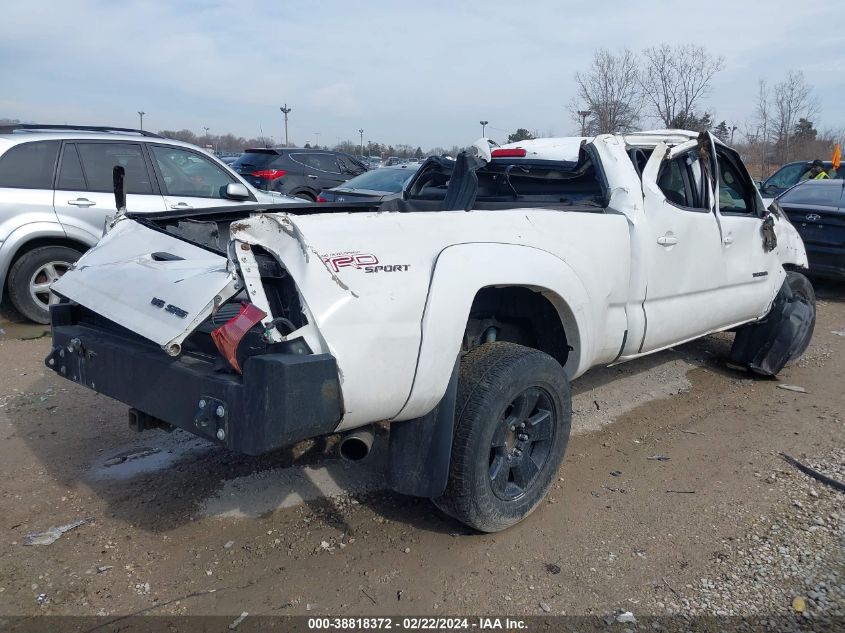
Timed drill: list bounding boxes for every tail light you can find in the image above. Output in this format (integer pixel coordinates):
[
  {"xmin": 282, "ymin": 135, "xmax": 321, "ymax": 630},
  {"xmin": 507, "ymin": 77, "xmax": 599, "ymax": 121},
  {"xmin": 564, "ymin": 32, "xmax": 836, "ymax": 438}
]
[
  {"xmin": 211, "ymin": 302, "xmax": 266, "ymax": 374},
  {"xmin": 316, "ymin": 196, "xmax": 328, "ymax": 203},
  {"xmin": 251, "ymin": 169, "xmax": 286, "ymax": 180},
  {"xmin": 491, "ymin": 148, "xmax": 527, "ymax": 158}
]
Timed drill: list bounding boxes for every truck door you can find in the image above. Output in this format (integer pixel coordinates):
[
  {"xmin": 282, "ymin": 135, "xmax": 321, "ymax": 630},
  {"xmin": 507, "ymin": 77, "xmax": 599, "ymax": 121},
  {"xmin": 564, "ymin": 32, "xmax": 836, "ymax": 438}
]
[
  {"xmin": 713, "ymin": 142, "xmax": 780, "ymax": 324},
  {"xmin": 638, "ymin": 140, "xmax": 726, "ymax": 352}
]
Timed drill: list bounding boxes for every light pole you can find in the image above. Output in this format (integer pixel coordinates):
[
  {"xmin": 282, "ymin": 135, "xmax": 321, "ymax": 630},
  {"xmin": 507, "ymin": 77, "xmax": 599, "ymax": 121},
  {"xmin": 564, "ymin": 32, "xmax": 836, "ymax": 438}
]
[
  {"xmin": 280, "ymin": 104, "xmax": 292, "ymax": 147},
  {"xmin": 137, "ymin": 111, "xmax": 145, "ymax": 131},
  {"xmin": 358, "ymin": 128, "xmax": 364, "ymax": 157},
  {"xmin": 367, "ymin": 139, "xmax": 372, "ymax": 158},
  {"xmin": 577, "ymin": 110, "xmax": 591, "ymax": 136},
  {"xmin": 730, "ymin": 125, "xmax": 738, "ymax": 145},
  {"xmin": 479, "ymin": 120, "xmax": 488, "ymax": 137},
  {"xmin": 204, "ymin": 127, "xmax": 213, "ymax": 153}
]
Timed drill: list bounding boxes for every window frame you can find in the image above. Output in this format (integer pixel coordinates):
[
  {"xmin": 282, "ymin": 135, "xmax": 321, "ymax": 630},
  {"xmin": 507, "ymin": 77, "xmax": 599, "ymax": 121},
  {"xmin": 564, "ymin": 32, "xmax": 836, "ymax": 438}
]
[
  {"xmin": 291, "ymin": 152, "xmax": 342, "ymax": 174},
  {"xmin": 656, "ymin": 152, "xmax": 710, "ymax": 214},
  {"xmin": 71, "ymin": 140, "xmax": 160, "ymax": 195},
  {"xmin": 55, "ymin": 142, "xmax": 88, "ymax": 191},
  {"xmin": 0, "ymin": 140, "xmax": 60, "ymax": 190},
  {"xmin": 716, "ymin": 148, "xmax": 763, "ymax": 218},
  {"xmin": 148, "ymin": 143, "xmax": 242, "ymax": 200}
]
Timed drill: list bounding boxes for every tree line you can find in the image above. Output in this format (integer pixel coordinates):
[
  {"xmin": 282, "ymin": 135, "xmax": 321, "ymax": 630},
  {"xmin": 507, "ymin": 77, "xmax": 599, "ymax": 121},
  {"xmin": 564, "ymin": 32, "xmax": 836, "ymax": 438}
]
[{"xmin": 569, "ymin": 44, "xmax": 842, "ymax": 176}]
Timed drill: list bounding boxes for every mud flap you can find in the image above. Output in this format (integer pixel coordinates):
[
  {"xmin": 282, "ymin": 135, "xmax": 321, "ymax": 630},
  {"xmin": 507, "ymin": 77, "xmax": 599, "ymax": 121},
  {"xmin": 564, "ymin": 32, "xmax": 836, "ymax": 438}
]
[
  {"xmin": 729, "ymin": 275, "xmax": 815, "ymax": 376},
  {"xmin": 387, "ymin": 359, "xmax": 459, "ymax": 497}
]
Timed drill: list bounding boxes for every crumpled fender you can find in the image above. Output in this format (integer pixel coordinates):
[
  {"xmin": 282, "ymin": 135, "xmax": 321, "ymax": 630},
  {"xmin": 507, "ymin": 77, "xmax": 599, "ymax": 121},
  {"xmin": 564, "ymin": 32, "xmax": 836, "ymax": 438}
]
[
  {"xmin": 770, "ymin": 203, "xmax": 809, "ymax": 269},
  {"xmin": 730, "ymin": 273, "xmax": 815, "ymax": 376}
]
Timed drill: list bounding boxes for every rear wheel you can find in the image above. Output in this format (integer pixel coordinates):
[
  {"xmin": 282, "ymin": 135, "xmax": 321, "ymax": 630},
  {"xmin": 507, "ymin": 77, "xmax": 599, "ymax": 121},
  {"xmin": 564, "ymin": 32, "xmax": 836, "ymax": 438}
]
[
  {"xmin": 434, "ymin": 342, "xmax": 571, "ymax": 532},
  {"xmin": 294, "ymin": 192, "xmax": 315, "ymax": 202},
  {"xmin": 7, "ymin": 246, "xmax": 83, "ymax": 324}
]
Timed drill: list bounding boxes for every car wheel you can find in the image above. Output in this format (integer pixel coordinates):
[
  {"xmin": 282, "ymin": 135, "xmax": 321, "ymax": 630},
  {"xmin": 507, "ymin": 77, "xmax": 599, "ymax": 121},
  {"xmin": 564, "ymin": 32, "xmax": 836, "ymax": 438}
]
[
  {"xmin": 7, "ymin": 246, "xmax": 82, "ymax": 324},
  {"xmin": 433, "ymin": 342, "xmax": 571, "ymax": 532},
  {"xmin": 0, "ymin": 294, "xmax": 26, "ymax": 323},
  {"xmin": 784, "ymin": 271, "xmax": 815, "ymax": 359},
  {"xmin": 729, "ymin": 270, "xmax": 816, "ymax": 376}
]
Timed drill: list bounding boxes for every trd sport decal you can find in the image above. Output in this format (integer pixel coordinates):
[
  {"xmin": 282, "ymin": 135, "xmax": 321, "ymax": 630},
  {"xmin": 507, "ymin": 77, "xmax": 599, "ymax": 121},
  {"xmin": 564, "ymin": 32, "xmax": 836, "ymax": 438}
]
[{"xmin": 322, "ymin": 252, "xmax": 410, "ymax": 274}]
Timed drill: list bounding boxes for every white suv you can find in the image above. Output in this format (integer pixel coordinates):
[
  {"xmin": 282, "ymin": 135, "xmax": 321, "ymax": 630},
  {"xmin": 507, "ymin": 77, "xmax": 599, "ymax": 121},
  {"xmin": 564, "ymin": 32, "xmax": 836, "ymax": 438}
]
[{"xmin": 0, "ymin": 125, "xmax": 294, "ymax": 323}]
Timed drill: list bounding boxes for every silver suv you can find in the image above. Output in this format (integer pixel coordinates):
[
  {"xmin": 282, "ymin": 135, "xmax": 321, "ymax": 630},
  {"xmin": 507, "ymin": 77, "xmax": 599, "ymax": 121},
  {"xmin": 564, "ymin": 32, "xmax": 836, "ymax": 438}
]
[{"xmin": 0, "ymin": 125, "xmax": 294, "ymax": 323}]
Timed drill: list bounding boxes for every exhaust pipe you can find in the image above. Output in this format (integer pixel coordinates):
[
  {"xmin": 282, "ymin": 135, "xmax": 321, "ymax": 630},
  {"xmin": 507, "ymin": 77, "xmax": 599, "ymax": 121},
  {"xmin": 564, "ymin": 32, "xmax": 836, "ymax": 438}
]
[{"xmin": 339, "ymin": 426, "xmax": 374, "ymax": 462}]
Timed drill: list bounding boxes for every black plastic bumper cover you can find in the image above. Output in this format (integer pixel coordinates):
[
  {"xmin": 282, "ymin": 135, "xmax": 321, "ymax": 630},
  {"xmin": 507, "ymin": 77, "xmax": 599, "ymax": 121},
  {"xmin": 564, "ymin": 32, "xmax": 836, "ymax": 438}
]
[
  {"xmin": 729, "ymin": 274, "xmax": 815, "ymax": 376},
  {"xmin": 44, "ymin": 319, "xmax": 342, "ymax": 455}
]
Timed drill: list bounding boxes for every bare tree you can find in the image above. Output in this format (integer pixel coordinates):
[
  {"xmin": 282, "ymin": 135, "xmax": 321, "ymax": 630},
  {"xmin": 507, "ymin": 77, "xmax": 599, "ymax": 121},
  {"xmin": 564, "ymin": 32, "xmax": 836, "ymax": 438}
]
[
  {"xmin": 772, "ymin": 70, "xmax": 820, "ymax": 163},
  {"xmin": 570, "ymin": 48, "xmax": 643, "ymax": 134},
  {"xmin": 640, "ymin": 44, "xmax": 724, "ymax": 128}
]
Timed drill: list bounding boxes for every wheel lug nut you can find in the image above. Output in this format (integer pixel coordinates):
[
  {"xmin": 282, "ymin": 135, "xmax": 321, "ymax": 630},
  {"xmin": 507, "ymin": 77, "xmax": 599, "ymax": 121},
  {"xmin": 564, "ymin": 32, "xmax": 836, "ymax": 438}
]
[
  {"xmin": 514, "ymin": 449, "xmax": 522, "ymax": 457},
  {"xmin": 518, "ymin": 433, "xmax": 528, "ymax": 441},
  {"xmin": 509, "ymin": 424, "xmax": 516, "ymax": 431}
]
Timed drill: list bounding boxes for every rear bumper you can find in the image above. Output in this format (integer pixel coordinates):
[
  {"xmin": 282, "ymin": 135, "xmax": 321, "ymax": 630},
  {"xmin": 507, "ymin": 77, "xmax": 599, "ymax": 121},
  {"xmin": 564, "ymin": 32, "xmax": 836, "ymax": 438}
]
[{"xmin": 45, "ymin": 307, "xmax": 343, "ymax": 455}]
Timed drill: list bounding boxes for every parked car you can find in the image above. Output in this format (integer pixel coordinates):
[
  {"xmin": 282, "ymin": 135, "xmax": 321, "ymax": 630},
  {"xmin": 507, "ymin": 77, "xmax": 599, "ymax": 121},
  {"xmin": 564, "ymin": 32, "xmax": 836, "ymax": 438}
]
[
  {"xmin": 759, "ymin": 159, "xmax": 842, "ymax": 205},
  {"xmin": 317, "ymin": 164, "xmax": 420, "ymax": 204},
  {"xmin": 218, "ymin": 154, "xmax": 241, "ymax": 165},
  {"xmin": 0, "ymin": 124, "xmax": 295, "ymax": 324},
  {"xmin": 775, "ymin": 179, "xmax": 845, "ymax": 279},
  {"xmin": 46, "ymin": 131, "xmax": 813, "ymax": 532},
  {"xmin": 232, "ymin": 149, "xmax": 368, "ymax": 201}
]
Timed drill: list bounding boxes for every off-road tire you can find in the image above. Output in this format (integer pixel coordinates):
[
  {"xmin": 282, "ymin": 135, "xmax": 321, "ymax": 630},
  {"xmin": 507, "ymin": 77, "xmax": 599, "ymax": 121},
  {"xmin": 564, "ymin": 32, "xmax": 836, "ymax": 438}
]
[
  {"xmin": 7, "ymin": 245, "xmax": 83, "ymax": 324},
  {"xmin": 785, "ymin": 271, "xmax": 815, "ymax": 360},
  {"xmin": 433, "ymin": 342, "xmax": 571, "ymax": 532}
]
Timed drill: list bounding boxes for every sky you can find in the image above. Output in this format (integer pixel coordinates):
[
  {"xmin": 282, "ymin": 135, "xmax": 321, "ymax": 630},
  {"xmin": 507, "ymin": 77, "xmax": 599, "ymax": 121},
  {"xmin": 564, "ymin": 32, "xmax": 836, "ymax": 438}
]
[{"xmin": 1, "ymin": 0, "xmax": 843, "ymax": 149}]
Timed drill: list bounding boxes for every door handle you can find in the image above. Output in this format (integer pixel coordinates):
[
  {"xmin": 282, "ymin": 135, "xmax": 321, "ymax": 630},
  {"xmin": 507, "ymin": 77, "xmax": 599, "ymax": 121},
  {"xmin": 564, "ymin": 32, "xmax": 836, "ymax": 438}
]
[
  {"xmin": 67, "ymin": 198, "xmax": 96, "ymax": 207},
  {"xmin": 657, "ymin": 234, "xmax": 678, "ymax": 246},
  {"xmin": 306, "ymin": 174, "xmax": 318, "ymax": 179},
  {"xmin": 723, "ymin": 234, "xmax": 734, "ymax": 245},
  {"xmin": 170, "ymin": 202, "xmax": 194, "ymax": 210}
]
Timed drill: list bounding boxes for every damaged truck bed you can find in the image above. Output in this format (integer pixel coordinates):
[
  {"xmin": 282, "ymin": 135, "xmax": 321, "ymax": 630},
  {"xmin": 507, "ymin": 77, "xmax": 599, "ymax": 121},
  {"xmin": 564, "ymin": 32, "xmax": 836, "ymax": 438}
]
[{"xmin": 45, "ymin": 131, "xmax": 816, "ymax": 532}]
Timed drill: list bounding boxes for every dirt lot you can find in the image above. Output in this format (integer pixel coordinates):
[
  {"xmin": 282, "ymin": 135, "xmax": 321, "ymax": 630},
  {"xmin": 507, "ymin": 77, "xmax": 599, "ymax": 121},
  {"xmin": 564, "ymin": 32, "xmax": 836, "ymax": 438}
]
[{"xmin": 0, "ymin": 283, "xmax": 842, "ymax": 626}]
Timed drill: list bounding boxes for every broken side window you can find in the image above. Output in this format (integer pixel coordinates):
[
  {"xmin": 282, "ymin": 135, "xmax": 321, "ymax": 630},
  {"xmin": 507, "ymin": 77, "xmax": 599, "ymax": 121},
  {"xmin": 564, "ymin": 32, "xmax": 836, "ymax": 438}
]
[{"xmin": 657, "ymin": 152, "xmax": 709, "ymax": 212}]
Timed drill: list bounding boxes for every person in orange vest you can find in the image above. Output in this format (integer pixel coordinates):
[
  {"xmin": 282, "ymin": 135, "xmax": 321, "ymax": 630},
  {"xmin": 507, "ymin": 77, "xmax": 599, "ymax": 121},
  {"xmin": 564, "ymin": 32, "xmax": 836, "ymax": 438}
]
[{"xmin": 808, "ymin": 159, "xmax": 829, "ymax": 179}]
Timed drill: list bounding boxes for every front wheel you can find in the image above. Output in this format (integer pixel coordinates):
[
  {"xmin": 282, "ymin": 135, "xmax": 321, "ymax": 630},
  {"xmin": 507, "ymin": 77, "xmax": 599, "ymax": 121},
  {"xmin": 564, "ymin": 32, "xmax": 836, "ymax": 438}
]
[
  {"xmin": 433, "ymin": 342, "xmax": 571, "ymax": 532},
  {"xmin": 7, "ymin": 245, "xmax": 82, "ymax": 324},
  {"xmin": 729, "ymin": 271, "xmax": 816, "ymax": 376}
]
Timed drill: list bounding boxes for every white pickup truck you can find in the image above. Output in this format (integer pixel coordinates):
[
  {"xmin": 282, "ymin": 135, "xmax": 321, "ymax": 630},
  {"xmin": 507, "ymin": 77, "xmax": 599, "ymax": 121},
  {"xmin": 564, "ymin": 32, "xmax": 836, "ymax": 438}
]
[{"xmin": 46, "ymin": 130, "xmax": 815, "ymax": 532}]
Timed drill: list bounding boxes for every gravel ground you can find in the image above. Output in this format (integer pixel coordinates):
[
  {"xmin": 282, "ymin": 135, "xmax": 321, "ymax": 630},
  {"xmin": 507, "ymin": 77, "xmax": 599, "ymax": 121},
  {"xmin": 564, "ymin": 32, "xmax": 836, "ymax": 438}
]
[
  {"xmin": 0, "ymin": 282, "xmax": 843, "ymax": 630},
  {"xmin": 654, "ymin": 447, "xmax": 844, "ymax": 629}
]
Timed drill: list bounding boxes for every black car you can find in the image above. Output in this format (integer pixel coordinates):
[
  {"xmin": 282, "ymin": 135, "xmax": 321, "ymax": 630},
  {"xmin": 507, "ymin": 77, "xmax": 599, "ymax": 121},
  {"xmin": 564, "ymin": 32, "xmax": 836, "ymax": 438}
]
[
  {"xmin": 232, "ymin": 149, "xmax": 367, "ymax": 201},
  {"xmin": 776, "ymin": 179, "xmax": 845, "ymax": 279},
  {"xmin": 317, "ymin": 164, "xmax": 419, "ymax": 204},
  {"xmin": 760, "ymin": 160, "xmax": 842, "ymax": 200}
]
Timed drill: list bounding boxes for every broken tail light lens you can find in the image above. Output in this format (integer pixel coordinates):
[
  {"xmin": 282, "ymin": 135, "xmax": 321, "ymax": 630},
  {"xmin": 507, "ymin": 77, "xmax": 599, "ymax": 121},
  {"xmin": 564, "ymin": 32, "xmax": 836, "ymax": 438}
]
[
  {"xmin": 210, "ymin": 302, "xmax": 267, "ymax": 374},
  {"xmin": 491, "ymin": 148, "xmax": 527, "ymax": 158},
  {"xmin": 251, "ymin": 169, "xmax": 286, "ymax": 180}
]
